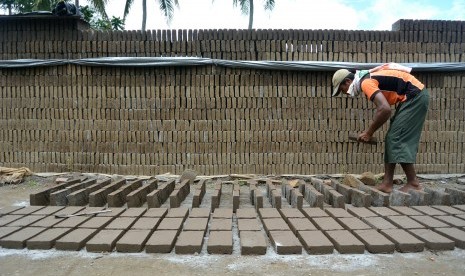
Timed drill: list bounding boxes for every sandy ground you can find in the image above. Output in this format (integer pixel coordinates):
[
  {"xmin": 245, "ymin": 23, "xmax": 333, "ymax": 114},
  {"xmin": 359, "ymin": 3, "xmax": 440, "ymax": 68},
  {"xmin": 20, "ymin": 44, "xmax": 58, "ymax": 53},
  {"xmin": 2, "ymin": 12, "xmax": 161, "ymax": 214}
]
[{"xmin": 1, "ymin": 174, "xmax": 465, "ymax": 276}]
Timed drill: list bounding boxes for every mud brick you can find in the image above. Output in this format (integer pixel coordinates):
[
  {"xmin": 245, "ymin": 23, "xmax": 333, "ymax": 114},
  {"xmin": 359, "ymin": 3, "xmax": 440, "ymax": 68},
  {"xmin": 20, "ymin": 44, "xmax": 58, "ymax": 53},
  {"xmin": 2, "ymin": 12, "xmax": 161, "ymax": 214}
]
[
  {"xmin": 332, "ymin": 181, "xmax": 353, "ymax": 203},
  {"xmin": 358, "ymin": 185, "xmax": 390, "ymax": 207},
  {"xmin": 353, "ymin": 229, "xmax": 395, "ymax": 253},
  {"xmin": 271, "ymin": 189, "xmax": 282, "ymax": 209},
  {"xmin": 433, "ymin": 227, "xmax": 465, "ymax": 248},
  {"xmin": 325, "ymin": 230, "xmax": 365, "ymax": 254},
  {"xmin": 169, "ymin": 190, "xmax": 182, "ymax": 208},
  {"xmin": 0, "ymin": 206, "xmax": 24, "ymax": 216},
  {"xmin": 254, "ymin": 190, "xmax": 264, "ymax": 211},
  {"xmin": 347, "ymin": 207, "xmax": 378, "ymax": 218},
  {"xmin": 55, "ymin": 228, "xmax": 99, "ymax": 251},
  {"xmin": 86, "ymin": 229, "xmax": 125, "ymax": 252},
  {"xmin": 157, "ymin": 218, "xmax": 185, "ymax": 232},
  {"xmin": 369, "ymin": 207, "xmax": 401, "ymax": 217},
  {"xmin": 210, "ymin": 218, "xmax": 232, "ymax": 231},
  {"xmin": 0, "ymin": 226, "xmax": 21, "ymax": 239},
  {"xmin": 325, "ymin": 208, "xmax": 353, "ymax": 218},
  {"xmin": 424, "ymin": 187, "xmax": 451, "ymax": 205},
  {"xmin": 120, "ymin": 207, "xmax": 147, "ymax": 217},
  {"xmin": 105, "ymin": 217, "xmax": 138, "ymax": 230},
  {"xmin": 107, "ymin": 181, "xmax": 142, "ymax": 207},
  {"xmin": 189, "ymin": 208, "xmax": 211, "ymax": 218},
  {"xmin": 131, "ymin": 217, "xmax": 162, "ymax": 230},
  {"xmin": 146, "ymin": 230, "xmax": 179, "ymax": 253},
  {"xmin": 279, "ymin": 208, "xmax": 306, "ymax": 221},
  {"xmin": 266, "ymin": 180, "xmax": 276, "ymax": 198},
  {"xmin": 79, "ymin": 216, "xmax": 114, "ymax": 229},
  {"xmin": 175, "ymin": 231, "xmax": 205, "ymax": 254},
  {"xmin": 26, "ymin": 227, "xmax": 72, "ymax": 250},
  {"xmin": 240, "ymin": 231, "xmax": 267, "ymax": 255},
  {"xmin": 381, "ymin": 229, "xmax": 425, "ymax": 252},
  {"xmin": 385, "ymin": 215, "xmax": 426, "ymax": 229},
  {"xmin": 298, "ymin": 230, "xmax": 334, "ymax": 254},
  {"xmin": 211, "ymin": 188, "xmax": 221, "ymax": 210},
  {"xmin": 336, "ymin": 217, "xmax": 372, "ymax": 231},
  {"xmin": 213, "ymin": 208, "xmax": 233, "ymax": 219},
  {"xmin": 431, "ymin": 205, "xmax": 465, "ymax": 215},
  {"xmin": 269, "ymin": 231, "xmax": 302, "ymax": 254},
  {"xmin": 408, "ymin": 228, "xmax": 455, "ymax": 250},
  {"xmin": 53, "ymin": 206, "xmax": 86, "ymax": 217},
  {"xmin": 236, "ymin": 208, "xmax": 256, "ymax": 219},
  {"xmin": 454, "ymin": 205, "xmax": 465, "ymax": 211},
  {"xmin": 304, "ymin": 184, "xmax": 324, "ymax": 208},
  {"xmin": 146, "ymin": 190, "xmax": 164, "ymax": 208},
  {"xmin": 115, "ymin": 229, "xmax": 152, "ymax": 252},
  {"xmin": 301, "ymin": 207, "xmax": 329, "ymax": 218},
  {"xmin": 0, "ymin": 227, "xmax": 46, "ymax": 249},
  {"xmin": 31, "ymin": 206, "xmax": 65, "ymax": 216},
  {"xmin": 445, "ymin": 187, "xmax": 465, "ymax": 205},
  {"xmin": 29, "ymin": 179, "xmax": 80, "ymax": 205},
  {"xmin": 291, "ymin": 189, "xmax": 304, "ymax": 209},
  {"xmin": 127, "ymin": 182, "xmax": 157, "ymax": 208},
  {"xmin": 434, "ymin": 215, "xmax": 465, "ymax": 227},
  {"xmin": 288, "ymin": 218, "xmax": 317, "ymax": 234},
  {"xmin": 237, "ymin": 218, "xmax": 261, "ymax": 231},
  {"xmin": 191, "ymin": 189, "xmax": 202, "ymax": 208},
  {"xmin": 88, "ymin": 179, "xmax": 127, "ymax": 207},
  {"xmin": 362, "ymin": 217, "xmax": 397, "ymax": 231},
  {"xmin": 8, "ymin": 215, "xmax": 46, "ymax": 227},
  {"xmin": 310, "ymin": 177, "xmax": 326, "ymax": 192},
  {"xmin": 233, "ymin": 190, "xmax": 240, "ymax": 213},
  {"xmin": 166, "ymin": 207, "xmax": 189, "ymax": 219},
  {"xmin": 412, "ymin": 205, "xmax": 447, "ymax": 216},
  {"xmin": 67, "ymin": 179, "xmax": 112, "ymax": 206},
  {"xmin": 183, "ymin": 217, "xmax": 209, "ymax": 233},
  {"xmin": 96, "ymin": 207, "xmax": 126, "ymax": 217},
  {"xmin": 312, "ymin": 217, "xmax": 345, "ymax": 231},
  {"xmin": 258, "ymin": 208, "xmax": 282, "ymax": 219},
  {"xmin": 50, "ymin": 178, "xmax": 97, "ymax": 206},
  {"xmin": 11, "ymin": 206, "xmax": 45, "ymax": 215},
  {"xmin": 143, "ymin": 208, "xmax": 168, "ymax": 218},
  {"xmin": 321, "ymin": 183, "xmax": 335, "ymax": 204},
  {"xmin": 351, "ymin": 189, "xmax": 371, "ymax": 207},
  {"xmin": 0, "ymin": 215, "xmax": 23, "ymax": 226},
  {"xmin": 408, "ymin": 189, "xmax": 431, "ymax": 206},
  {"xmin": 388, "ymin": 206, "xmax": 423, "ymax": 216},
  {"xmin": 249, "ymin": 183, "xmax": 257, "ymax": 205},
  {"xmin": 262, "ymin": 218, "xmax": 290, "ymax": 233},
  {"xmin": 208, "ymin": 231, "xmax": 233, "ymax": 254},
  {"xmin": 328, "ymin": 189, "xmax": 345, "ymax": 208},
  {"xmin": 29, "ymin": 215, "xmax": 64, "ymax": 227},
  {"xmin": 409, "ymin": 215, "xmax": 450, "ymax": 228}
]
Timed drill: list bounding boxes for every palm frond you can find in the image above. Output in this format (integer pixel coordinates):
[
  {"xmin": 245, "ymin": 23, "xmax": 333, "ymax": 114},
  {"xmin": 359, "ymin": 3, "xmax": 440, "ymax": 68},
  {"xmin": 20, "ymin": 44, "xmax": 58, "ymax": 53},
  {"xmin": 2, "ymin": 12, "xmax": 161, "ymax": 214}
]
[
  {"xmin": 264, "ymin": 0, "xmax": 275, "ymax": 11},
  {"xmin": 123, "ymin": 0, "xmax": 135, "ymax": 19}
]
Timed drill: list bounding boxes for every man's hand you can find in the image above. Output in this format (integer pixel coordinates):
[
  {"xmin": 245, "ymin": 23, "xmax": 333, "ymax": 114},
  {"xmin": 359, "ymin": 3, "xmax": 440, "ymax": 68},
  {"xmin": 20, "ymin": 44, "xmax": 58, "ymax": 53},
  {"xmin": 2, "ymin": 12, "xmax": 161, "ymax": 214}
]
[{"xmin": 358, "ymin": 131, "xmax": 373, "ymax": 143}]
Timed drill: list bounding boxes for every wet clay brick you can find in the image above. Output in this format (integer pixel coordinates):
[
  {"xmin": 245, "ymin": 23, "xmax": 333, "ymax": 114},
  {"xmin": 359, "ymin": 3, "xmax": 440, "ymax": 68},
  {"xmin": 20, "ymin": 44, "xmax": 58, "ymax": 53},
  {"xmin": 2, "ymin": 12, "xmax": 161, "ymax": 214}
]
[
  {"xmin": 301, "ymin": 208, "xmax": 329, "ymax": 218},
  {"xmin": 409, "ymin": 215, "xmax": 450, "ymax": 228},
  {"xmin": 258, "ymin": 208, "xmax": 282, "ymax": 219},
  {"xmin": 105, "ymin": 217, "xmax": 138, "ymax": 230},
  {"xmin": 0, "ymin": 226, "xmax": 21, "ymax": 239},
  {"xmin": 262, "ymin": 218, "xmax": 290, "ymax": 233},
  {"xmin": 116, "ymin": 229, "xmax": 152, "ymax": 252},
  {"xmin": 453, "ymin": 205, "xmax": 465, "ymax": 211},
  {"xmin": 240, "ymin": 231, "xmax": 267, "ymax": 255},
  {"xmin": 369, "ymin": 207, "xmax": 401, "ymax": 217},
  {"xmin": 362, "ymin": 217, "xmax": 397, "ymax": 231},
  {"xmin": 433, "ymin": 227, "xmax": 465, "ymax": 248},
  {"xmin": 119, "ymin": 207, "xmax": 147, "ymax": 217},
  {"xmin": 0, "ymin": 206, "xmax": 24, "ymax": 216},
  {"xmin": 325, "ymin": 230, "xmax": 365, "ymax": 254},
  {"xmin": 31, "ymin": 206, "xmax": 65, "ymax": 216},
  {"xmin": 385, "ymin": 216, "xmax": 426, "ymax": 229},
  {"xmin": 55, "ymin": 228, "xmax": 99, "ymax": 251},
  {"xmin": 353, "ymin": 229, "xmax": 395, "ymax": 253},
  {"xmin": 336, "ymin": 217, "xmax": 372, "ymax": 231},
  {"xmin": 143, "ymin": 208, "xmax": 168, "ymax": 218},
  {"xmin": 311, "ymin": 217, "xmax": 344, "ymax": 231},
  {"xmin": 347, "ymin": 207, "xmax": 378, "ymax": 218},
  {"xmin": 183, "ymin": 217, "xmax": 209, "ymax": 233},
  {"xmin": 431, "ymin": 205, "xmax": 465, "ymax": 215},
  {"xmin": 411, "ymin": 206, "xmax": 446, "ymax": 216},
  {"xmin": 157, "ymin": 218, "xmax": 185, "ymax": 231},
  {"xmin": 7, "ymin": 215, "xmax": 46, "ymax": 227},
  {"xmin": 325, "ymin": 208, "xmax": 354, "ymax": 218},
  {"xmin": 145, "ymin": 230, "xmax": 179, "ymax": 253},
  {"xmin": 389, "ymin": 206, "xmax": 423, "ymax": 216},
  {"xmin": 53, "ymin": 216, "xmax": 92, "ymax": 228},
  {"xmin": 381, "ymin": 229, "xmax": 425, "ymax": 252},
  {"xmin": 434, "ymin": 216, "xmax": 465, "ymax": 227},
  {"xmin": 26, "ymin": 227, "xmax": 72, "ymax": 250},
  {"xmin": 408, "ymin": 228, "xmax": 455, "ymax": 251},
  {"xmin": 236, "ymin": 208, "xmax": 256, "ymax": 219},
  {"xmin": 86, "ymin": 229, "xmax": 125, "ymax": 252},
  {"xmin": 166, "ymin": 207, "xmax": 189, "ymax": 219},
  {"xmin": 210, "ymin": 218, "xmax": 232, "ymax": 231},
  {"xmin": 212, "ymin": 208, "xmax": 233, "ymax": 219},
  {"xmin": 288, "ymin": 218, "xmax": 317, "ymax": 234},
  {"xmin": 10, "ymin": 206, "xmax": 45, "ymax": 215},
  {"xmin": 207, "ymin": 231, "xmax": 233, "ymax": 254},
  {"xmin": 237, "ymin": 218, "xmax": 261, "ymax": 231},
  {"xmin": 175, "ymin": 231, "xmax": 205, "ymax": 254},
  {"xmin": 269, "ymin": 231, "xmax": 302, "ymax": 254},
  {"xmin": 0, "ymin": 215, "xmax": 23, "ymax": 226},
  {"xmin": 79, "ymin": 216, "xmax": 115, "ymax": 229},
  {"xmin": 298, "ymin": 230, "xmax": 334, "ymax": 254},
  {"xmin": 95, "ymin": 207, "xmax": 126, "ymax": 217},
  {"xmin": 30, "ymin": 215, "xmax": 65, "ymax": 228},
  {"xmin": 131, "ymin": 217, "xmax": 162, "ymax": 230},
  {"xmin": 189, "ymin": 208, "xmax": 211, "ymax": 218},
  {"xmin": 278, "ymin": 208, "xmax": 306, "ymax": 220},
  {"xmin": 0, "ymin": 227, "xmax": 45, "ymax": 248},
  {"xmin": 52, "ymin": 206, "xmax": 86, "ymax": 217}
]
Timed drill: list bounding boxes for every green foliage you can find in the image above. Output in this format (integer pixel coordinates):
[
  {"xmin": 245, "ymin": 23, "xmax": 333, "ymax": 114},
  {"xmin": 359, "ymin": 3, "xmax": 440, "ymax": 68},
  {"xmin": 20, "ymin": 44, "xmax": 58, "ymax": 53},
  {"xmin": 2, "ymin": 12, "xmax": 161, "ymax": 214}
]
[{"xmin": 81, "ymin": 4, "xmax": 125, "ymax": 30}]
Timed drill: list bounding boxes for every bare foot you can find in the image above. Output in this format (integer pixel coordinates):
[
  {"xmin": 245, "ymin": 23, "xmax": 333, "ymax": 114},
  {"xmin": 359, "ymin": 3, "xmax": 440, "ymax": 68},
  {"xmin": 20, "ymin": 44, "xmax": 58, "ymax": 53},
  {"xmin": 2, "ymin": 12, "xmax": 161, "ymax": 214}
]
[
  {"xmin": 399, "ymin": 183, "xmax": 422, "ymax": 193},
  {"xmin": 376, "ymin": 182, "xmax": 393, "ymax": 193}
]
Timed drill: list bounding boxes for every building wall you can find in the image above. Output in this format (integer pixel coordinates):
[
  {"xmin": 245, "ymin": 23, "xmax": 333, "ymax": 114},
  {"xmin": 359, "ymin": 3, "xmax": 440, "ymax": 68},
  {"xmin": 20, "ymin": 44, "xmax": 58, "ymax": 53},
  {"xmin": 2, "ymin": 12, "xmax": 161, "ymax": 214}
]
[{"xmin": 1, "ymin": 16, "xmax": 464, "ymax": 175}]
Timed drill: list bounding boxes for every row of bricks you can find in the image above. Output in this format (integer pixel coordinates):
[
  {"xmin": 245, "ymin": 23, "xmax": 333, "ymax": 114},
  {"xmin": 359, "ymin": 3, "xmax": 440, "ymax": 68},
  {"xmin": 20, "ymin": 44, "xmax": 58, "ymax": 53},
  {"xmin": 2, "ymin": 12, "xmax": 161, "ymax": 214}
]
[{"xmin": 1, "ymin": 205, "xmax": 465, "ymax": 254}]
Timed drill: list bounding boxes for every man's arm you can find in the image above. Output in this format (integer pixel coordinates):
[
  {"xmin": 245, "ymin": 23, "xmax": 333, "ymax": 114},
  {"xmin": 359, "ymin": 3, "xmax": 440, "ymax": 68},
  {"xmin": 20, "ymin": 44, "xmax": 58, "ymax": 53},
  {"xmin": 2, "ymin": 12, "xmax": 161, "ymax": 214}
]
[{"xmin": 358, "ymin": 92, "xmax": 391, "ymax": 142}]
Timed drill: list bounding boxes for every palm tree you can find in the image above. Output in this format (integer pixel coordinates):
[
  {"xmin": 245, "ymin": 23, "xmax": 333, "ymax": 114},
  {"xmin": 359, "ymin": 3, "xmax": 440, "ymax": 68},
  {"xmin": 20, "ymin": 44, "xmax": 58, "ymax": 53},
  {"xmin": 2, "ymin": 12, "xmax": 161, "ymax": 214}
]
[
  {"xmin": 123, "ymin": 0, "xmax": 179, "ymax": 31},
  {"xmin": 233, "ymin": 0, "xmax": 275, "ymax": 29}
]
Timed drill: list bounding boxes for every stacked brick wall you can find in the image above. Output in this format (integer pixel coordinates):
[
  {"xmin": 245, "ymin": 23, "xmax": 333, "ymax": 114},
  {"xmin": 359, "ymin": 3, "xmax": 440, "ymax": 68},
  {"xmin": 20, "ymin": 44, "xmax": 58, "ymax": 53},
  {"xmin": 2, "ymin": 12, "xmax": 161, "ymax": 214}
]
[{"xmin": 0, "ymin": 16, "xmax": 464, "ymax": 175}]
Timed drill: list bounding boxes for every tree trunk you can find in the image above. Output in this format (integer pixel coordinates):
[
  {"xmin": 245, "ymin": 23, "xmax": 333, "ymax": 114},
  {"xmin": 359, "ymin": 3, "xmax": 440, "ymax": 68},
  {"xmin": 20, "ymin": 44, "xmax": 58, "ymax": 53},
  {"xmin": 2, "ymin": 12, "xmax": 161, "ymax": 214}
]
[
  {"xmin": 142, "ymin": 0, "xmax": 147, "ymax": 31},
  {"xmin": 248, "ymin": 0, "xmax": 254, "ymax": 29},
  {"xmin": 75, "ymin": 0, "xmax": 80, "ymax": 9}
]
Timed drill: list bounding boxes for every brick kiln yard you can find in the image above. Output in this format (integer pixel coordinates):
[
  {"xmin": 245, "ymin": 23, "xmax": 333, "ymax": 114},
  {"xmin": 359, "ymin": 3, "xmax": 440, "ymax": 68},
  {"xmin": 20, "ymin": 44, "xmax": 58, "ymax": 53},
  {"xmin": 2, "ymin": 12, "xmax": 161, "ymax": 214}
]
[{"xmin": 1, "ymin": 172, "xmax": 465, "ymax": 276}]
